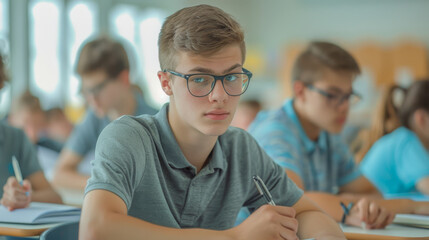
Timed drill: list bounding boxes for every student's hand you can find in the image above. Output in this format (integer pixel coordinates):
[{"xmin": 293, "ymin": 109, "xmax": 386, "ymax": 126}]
[
  {"xmin": 229, "ymin": 204, "xmax": 298, "ymax": 240},
  {"xmin": 0, "ymin": 177, "xmax": 32, "ymax": 211},
  {"xmin": 345, "ymin": 198, "xmax": 394, "ymax": 229}
]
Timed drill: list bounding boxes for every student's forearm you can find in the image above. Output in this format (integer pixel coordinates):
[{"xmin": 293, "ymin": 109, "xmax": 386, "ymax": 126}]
[
  {"xmin": 296, "ymin": 210, "xmax": 345, "ymax": 240},
  {"xmin": 53, "ymin": 169, "xmax": 89, "ymax": 190},
  {"xmin": 305, "ymin": 192, "xmax": 348, "ymax": 222},
  {"xmin": 32, "ymin": 189, "xmax": 62, "ymax": 204},
  {"xmin": 80, "ymin": 212, "xmax": 235, "ymax": 240}
]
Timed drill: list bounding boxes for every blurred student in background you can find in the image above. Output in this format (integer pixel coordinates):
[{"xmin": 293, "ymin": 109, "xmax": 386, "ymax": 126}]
[
  {"xmin": 45, "ymin": 107, "xmax": 74, "ymax": 144},
  {"xmin": 53, "ymin": 37, "xmax": 158, "ymax": 190},
  {"xmin": 249, "ymin": 41, "xmax": 429, "ymax": 228},
  {"xmin": 230, "ymin": 99, "xmax": 262, "ymax": 130},
  {"xmin": 361, "ymin": 79, "xmax": 429, "ymax": 195},
  {"xmin": 353, "ymin": 86, "xmax": 402, "ymax": 163},
  {"xmin": 8, "ymin": 92, "xmax": 63, "ymax": 152},
  {"xmin": 0, "ymin": 54, "xmax": 62, "ymax": 210}
]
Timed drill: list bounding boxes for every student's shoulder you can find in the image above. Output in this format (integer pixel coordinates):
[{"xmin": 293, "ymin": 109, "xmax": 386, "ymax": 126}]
[
  {"xmin": 372, "ymin": 127, "xmax": 412, "ymax": 150},
  {"xmin": 249, "ymin": 106, "xmax": 294, "ymax": 133},
  {"xmin": 220, "ymin": 126, "xmax": 259, "ymax": 146},
  {"xmin": 101, "ymin": 114, "xmax": 158, "ymax": 141},
  {"xmin": 0, "ymin": 121, "xmax": 26, "ymax": 141}
]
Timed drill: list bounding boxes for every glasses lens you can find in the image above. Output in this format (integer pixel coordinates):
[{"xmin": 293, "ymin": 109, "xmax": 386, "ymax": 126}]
[
  {"xmin": 223, "ymin": 73, "xmax": 249, "ymax": 96},
  {"xmin": 188, "ymin": 75, "xmax": 215, "ymax": 96}
]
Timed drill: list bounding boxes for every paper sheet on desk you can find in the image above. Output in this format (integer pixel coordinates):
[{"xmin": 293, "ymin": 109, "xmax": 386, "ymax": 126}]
[
  {"xmin": 0, "ymin": 202, "xmax": 80, "ymax": 224},
  {"xmin": 393, "ymin": 214, "xmax": 429, "ymax": 228},
  {"xmin": 341, "ymin": 223, "xmax": 429, "ymax": 238}
]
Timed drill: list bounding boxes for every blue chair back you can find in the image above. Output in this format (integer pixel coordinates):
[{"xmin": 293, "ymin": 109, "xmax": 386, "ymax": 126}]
[{"xmin": 39, "ymin": 221, "xmax": 79, "ymax": 240}]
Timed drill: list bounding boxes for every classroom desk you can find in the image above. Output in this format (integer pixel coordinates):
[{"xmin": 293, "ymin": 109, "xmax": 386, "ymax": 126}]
[
  {"xmin": 342, "ymin": 223, "xmax": 429, "ymax": 240},
  {"xmin": 0, "ymin": 223, "xmax": 60, "ymax": 237},
  {"xmin": 0, "ymin": 188, "xmax": 83, "ymax": 238}
]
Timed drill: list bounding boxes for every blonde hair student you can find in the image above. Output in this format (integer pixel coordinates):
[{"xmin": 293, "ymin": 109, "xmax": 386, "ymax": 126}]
[
  {"xmin": 79, "ymin": 5, "xmax": 346, "ymax": 240},
  {"xmin": 361, "ymin": 79, "xmax": 429, "ymax": 195}
]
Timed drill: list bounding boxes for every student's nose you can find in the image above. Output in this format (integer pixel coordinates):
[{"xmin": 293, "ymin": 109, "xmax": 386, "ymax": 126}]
[{"xmin": 208, "ymin": 79, "xmax": 228, "ymax": 103}]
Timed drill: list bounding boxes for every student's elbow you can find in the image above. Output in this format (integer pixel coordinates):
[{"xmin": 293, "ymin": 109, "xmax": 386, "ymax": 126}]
[{"xmin": 79, "ymin": 215, "xmax": 106, "ymax": 240}]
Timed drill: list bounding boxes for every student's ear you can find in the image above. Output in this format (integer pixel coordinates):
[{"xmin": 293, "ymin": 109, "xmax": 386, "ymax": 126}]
[
  {"xmin": 413, "ymin": 109, "xmax": 428, "ymax": 130},
  {"xmin": 117, "ymin": 70, "xmax": 130, "ymax": 85},
  {"xmin": 158, "ymin": 71, "xmax": 173, "ymax": 96},
  {"xmin": 293, "ymin": 81, "xmax": 306, "ymax": 101}
]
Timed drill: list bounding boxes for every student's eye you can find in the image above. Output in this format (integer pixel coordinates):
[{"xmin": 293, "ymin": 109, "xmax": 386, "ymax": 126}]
[
  {"xmin": 225, "ymin": 74, "xmax": 238, "ymax": 82},
  {"xmin": 191, "ymin": 76, "xmax": 209, "ymax": 84}
]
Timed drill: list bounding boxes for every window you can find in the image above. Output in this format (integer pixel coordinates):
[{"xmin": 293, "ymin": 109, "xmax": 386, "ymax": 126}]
[
  {"xmin": 29, "ymin": 0, "xmax": 61, "ymax": 107},
  {"xmin": 67, "ymin": 1, "xmax": 97, "ymax": 108},
  {"xmin": 111, "ymin": 5, "xmax": 167, "ymax": 108}
]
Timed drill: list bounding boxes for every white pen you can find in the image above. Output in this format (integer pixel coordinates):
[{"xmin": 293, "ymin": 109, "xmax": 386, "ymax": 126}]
[
  {"xmin": 12, "ymin": 156, "xmax": 28, "ymax": 196},
  {"xmin": 252, "ymin": 175, "xmax": 276, "ymax": 206},
  {"xmin": 12, "ymin": 156, "xmax": 23, "ymax": 184}
]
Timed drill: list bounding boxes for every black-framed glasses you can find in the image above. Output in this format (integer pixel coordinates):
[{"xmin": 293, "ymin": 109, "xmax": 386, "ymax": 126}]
[
  {"xmin": 80, "ymin": 78, "xmax": 113, "ymax": 98},
  {"xmin": 306, "ymin": 84, "xmax": 361, "ymax": 107},
  {"xmin": 164, "ymin": 68, "xmax": 252, "ymax": 97}
]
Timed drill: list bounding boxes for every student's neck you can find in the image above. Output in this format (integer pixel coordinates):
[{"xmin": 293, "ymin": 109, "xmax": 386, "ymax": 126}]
[
  {"xmin": 293, "ymin": 100, "xmax": 321, "ymax": 141},
  {"xmin": 168, "ymin": 108, "xmax": 217, "ymax": 173},
  {"xmin": 413, "ymin": 126, "xmax": 429, "ymax": 150},
  {"xmin": 107, "ymin": 90, "xmax": 136, "ymax": 121}
]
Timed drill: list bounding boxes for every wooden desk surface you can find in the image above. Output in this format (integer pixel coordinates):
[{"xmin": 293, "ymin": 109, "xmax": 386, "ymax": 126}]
[
  {"xmin": 0, "ymin": 187, "xmax": 83, "ymax": 238},
  {"xmin": 0, "ymin": 223, "xmax": 60, "ymax": 237},
  {"xmin": 342, "ymin": 223, "xmax": 429, "ymax": 240}
]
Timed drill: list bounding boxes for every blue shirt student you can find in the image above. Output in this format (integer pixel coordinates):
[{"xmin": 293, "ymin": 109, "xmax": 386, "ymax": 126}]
[
  {"xmin": 249, "ymin": 99, "xmax": 361, "ymax": 194},
  {"xmin": 361, "ymin": 127, "xmax": 429, "ymax": 195}
]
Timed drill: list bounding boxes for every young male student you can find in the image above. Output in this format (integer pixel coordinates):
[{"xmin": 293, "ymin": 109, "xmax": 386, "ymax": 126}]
[
  {"xmin": 53, "ymin": 37, "xmax": 158, "ymax": 190},
  {"xmin": 249, "ymin": 41, "xmax": 429, "ymax": 228},
  {"xmin": 79, "ymin": 5, "xmax": 346, "ymax": 240},
  {"xmin": 0, "ymin": 54, "xmax": 62, "ymax": 210}
]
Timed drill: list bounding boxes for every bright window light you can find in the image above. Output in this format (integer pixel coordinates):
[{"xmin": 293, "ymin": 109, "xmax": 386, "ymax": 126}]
[
  {"xmin": 68, "ymin": 1, "xmax": 97, "ymax": 107},
  {"xmin": 30, "ymin": 1, "xmax": 60, "ymax": 95},
  {"xmin": 110, "ymin": 6, "xmax": 166, "ymax": 108},
  {"xmin": 139, "ymin": 12, "xmax": 167, "ymax": 107}
]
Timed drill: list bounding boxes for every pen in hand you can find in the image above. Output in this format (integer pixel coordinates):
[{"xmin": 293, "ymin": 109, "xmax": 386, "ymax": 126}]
[
  {"xmin": 252, "ymin": 175, "xmax": 276, "ymax": 206},
  {"xmin": 12, "ymin": 156, "xmax": 29, "ymax": 196}
]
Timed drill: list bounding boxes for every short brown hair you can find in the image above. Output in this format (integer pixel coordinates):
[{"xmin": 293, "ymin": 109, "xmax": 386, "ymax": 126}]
[
  {"xmin": 11, "ymin": 91, "xmax": 43, "ymax": 114},
  {"xmin": 76, "ymin": 37, "xmax": 129, "ymax": 78},
  {"xmin": 158, "ymin": 4, "xmax": 245, "ymax": 71},
  {"xmin": 0, "ymin": 54, "xmax": 7, "ymax": 89},
  {"xmin": 292, "ymin": 41, "xmax": 360, "ymax": 84}
]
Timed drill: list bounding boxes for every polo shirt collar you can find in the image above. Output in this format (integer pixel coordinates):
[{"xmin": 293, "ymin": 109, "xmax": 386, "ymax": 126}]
[
  {"xmin": 155, "ymin": 103, "xmax": 227, "ymax": 173},
  {"xmin": 283, "ymin": 99, "xmax": 328, "ymax": 153}
]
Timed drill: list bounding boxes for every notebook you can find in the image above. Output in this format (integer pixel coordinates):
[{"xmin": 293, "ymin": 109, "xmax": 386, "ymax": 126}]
[
  {"xmin": 393, "ymin": 214, "xmax": 429, "ymax": 229},
  {"xmin": 0, "ymin": 202, "xmax": 81, "ymax": 224}
]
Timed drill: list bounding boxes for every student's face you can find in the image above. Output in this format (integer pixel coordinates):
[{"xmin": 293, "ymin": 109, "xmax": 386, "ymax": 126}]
[
  {"xmin": 160, "ymin": 44, "xmax": 243, "ymax": 137},
  {"xmin": 81, "ymin": 71, "xmax": 126, "ymax": 117},
  {"xmin": 299, "ymin": 68, "xmax": 355, "ymax": 134},
  {"xmin": 10, "ymin": 110, "xmax": 46, "ymax": 143}
]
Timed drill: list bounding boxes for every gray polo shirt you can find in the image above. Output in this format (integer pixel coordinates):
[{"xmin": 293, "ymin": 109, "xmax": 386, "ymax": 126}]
[
  {"xmin": 65, "ymin": 91, "xmax": 158, "ymax": 157},
  {"xmin": 0, "ymin": 122, "xmax": 42, "ymax": 197},
  {"xmin": 85, "ymin": 104, "xmax": 303, "ymax": 230}
]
